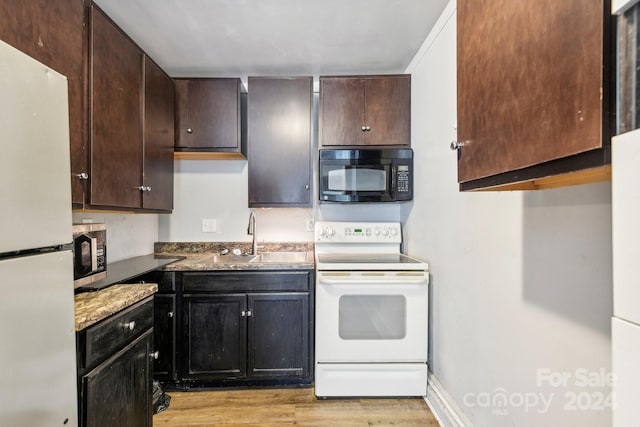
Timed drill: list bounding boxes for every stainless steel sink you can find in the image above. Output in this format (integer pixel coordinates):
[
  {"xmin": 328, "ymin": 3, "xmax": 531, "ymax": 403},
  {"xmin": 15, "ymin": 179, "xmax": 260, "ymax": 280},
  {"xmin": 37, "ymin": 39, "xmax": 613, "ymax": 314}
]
[
  {"xmin": 250, "ymin": 252, "xmax": 308, "ymax": 263},
  {"xmin": 210, "ymin": 254, "xmax": 258, "ymax": 263}
]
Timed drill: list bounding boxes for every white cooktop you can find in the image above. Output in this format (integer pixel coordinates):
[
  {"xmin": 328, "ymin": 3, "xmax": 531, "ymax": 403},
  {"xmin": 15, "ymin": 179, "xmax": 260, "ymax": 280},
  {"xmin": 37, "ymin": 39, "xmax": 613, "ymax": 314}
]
[{"xmin": 314, "ymin": 221, "xmax": 428, "ymax": 271}]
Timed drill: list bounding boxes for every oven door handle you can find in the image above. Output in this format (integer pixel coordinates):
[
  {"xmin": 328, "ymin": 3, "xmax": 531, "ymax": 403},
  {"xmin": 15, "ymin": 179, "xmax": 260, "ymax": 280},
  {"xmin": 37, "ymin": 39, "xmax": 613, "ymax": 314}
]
[{"xmin": 318, "ymin": 273, "xmax": 428, "ymax": 285}]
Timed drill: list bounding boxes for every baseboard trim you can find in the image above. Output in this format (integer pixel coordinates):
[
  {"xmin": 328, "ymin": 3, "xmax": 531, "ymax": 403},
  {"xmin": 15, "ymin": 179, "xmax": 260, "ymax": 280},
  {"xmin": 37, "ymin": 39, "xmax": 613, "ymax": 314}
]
[{"xmin": 424, "ymin": 373, "xmax": 472, "ymax": 427}]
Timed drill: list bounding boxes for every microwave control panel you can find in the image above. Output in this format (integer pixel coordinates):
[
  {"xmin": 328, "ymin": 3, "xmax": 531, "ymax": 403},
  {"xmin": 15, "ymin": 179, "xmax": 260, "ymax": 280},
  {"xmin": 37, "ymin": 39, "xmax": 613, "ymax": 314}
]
[{"xmin": 397, "ymin": 165, "xmax": 410, "ymax": 192}]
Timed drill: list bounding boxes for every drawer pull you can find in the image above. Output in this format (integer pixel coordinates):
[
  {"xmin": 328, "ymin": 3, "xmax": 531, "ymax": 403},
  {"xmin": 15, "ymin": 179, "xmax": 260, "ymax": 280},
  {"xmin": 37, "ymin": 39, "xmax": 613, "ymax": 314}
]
[
  {"xmin": 150, "ymin": 351, "xmax": 159, "ymax": 360},
  {"xmin": 124, "ymin": 321, "xmax": 136, "ymax": 331}
]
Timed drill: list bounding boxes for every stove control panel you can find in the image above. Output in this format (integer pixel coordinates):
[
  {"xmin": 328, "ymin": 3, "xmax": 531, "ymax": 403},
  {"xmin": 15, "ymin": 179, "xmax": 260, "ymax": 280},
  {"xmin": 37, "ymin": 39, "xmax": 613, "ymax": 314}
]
[{"xmin": 315, "ymin": 221, "xmax": 402, "ymax": 243}]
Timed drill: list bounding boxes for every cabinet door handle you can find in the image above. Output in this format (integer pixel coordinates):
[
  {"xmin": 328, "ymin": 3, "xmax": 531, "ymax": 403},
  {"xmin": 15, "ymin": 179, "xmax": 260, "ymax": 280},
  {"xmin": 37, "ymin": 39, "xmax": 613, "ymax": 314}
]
[
  {"xmin": 167, "ymin": 311, "xmax": 174, "ymax": 318},
  {"xmin": 186, "ymin": 128, "xmax": 193, "ymax": 133},
  {"xmin": 123, "ymin": 321, "xmax": 136, "ymax": 331},
  {"xmin": 149, "ymin": 351, "xmax": 159, "ymax": 360},
  {"xmin": 450, "ymin": 141, "xmax": 466, "ymax": 151},
  {"xmin": 245, "ymin": 309, "xmax": 252, "ymax": 317},
  {"xmin": 75, "ymin": 172, "xmax": 89, "ymax": 180}
]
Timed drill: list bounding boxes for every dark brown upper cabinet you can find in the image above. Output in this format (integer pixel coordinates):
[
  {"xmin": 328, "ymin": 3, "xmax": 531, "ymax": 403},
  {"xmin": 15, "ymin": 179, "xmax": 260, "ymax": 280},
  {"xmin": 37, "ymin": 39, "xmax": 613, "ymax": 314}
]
[
  {"xmin": 0, "ymin": 0, "xmax": 89, "ymax": 205},
  {"xmin": 143, "ymin": 56, "xmax": 175, "ymax": 211},
  {"xmin": 89, "ymin": 6, "xmax": 173, "ymax": 212},
  {"xmin": 89, "ymin": 5, "xmax": 144, "ymax": 209},
  {"xmin": 248, "ymin": 77, "xmax": 313, "ymax": 207},
  {"xmin": 174, "ymin": 78, "xmax": 243, "ymax": 154},
  {"xmin": 319, "ymin": 75, "xmax": 411, "ymax": 147},
  {"xmin": 455, "ymin": 0, "xmax": 614, "ymax": 191}
]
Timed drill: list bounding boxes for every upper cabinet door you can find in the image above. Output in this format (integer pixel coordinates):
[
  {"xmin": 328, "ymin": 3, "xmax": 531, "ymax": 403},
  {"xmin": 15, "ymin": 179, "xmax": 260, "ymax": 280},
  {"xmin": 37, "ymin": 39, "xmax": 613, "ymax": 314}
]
[
  {"xmin": 456, "ymin": 0, "xmax": 611, "ymax": 189},
  {"xmin": 319, "ymin": 78, "xmax": 366, "ymax": 146},
  {"xmin": 174, "ymin": 78, "xmax": 242, "ymax": 151},
  {"xmin": 319, "ymin": 75, "xmax": 411, "ymax": 147},
  {"xmin": 90, "ymin": 6, "xmax": 143, "ymax": 208},
  {"xmin": 248, "ymin": 77, "xmax": 313, "ymax": 207},
  {"xmin": 364, "ymin": 77, "xmax": 411, "ymax": 146},
  {"xmin": 143, "ymin": 56, "xmax": 174, "ymax": 211}
]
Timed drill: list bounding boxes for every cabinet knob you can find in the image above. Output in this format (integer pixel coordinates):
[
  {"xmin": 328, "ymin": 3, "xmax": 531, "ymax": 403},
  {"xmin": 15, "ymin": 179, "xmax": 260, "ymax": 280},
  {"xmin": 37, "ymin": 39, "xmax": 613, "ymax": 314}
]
[
  {"xmin": 304, "ymin": 184, "xmax": 310, "ymax": 190},
  {"xmin": 365, "ymin": 126, "xmax": 371, "ymax": 131},
  {"xmin": 241, "ymin": 310, "xmax": 253, "ymax": 317},
  {"xmin": 134, "ymin": 186, "xmax": 146, "ymax": 192},
  {"xmin": 450, "ymin": 141, "xmax": 465, "ymax": 151},
  {"xmin": 124, "ymin": 321, "xmax": 136, "ymax": 331},
  {"xmin": 149, "ymin": 351, "xmax": 159, "ymax": 360},
  {"xmin": 146, "ymin": 186, "xmax": 152, "ymax": 192},
  {"xmin": 75, "ymin": 172, "xmax": 89, "ymax": 180},
  {"xmin": 186, "ymin": 128, "xmax": 193, "ymax": 134},
  {"xmin": 168, "ymin": 311, "xmax": 174, "ymax": 318},
  {"xmin": 361, "ymin": 126, "xmax": 367, "ymax": 131}
]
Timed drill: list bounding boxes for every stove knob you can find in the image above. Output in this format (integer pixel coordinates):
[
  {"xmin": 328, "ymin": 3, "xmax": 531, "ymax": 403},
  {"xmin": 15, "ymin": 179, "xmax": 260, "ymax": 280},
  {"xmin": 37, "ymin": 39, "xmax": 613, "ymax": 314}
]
[
  {"xmin": 328, "ymin": 227, "xmax": 336, "ymax": 236},
  {"xmin": 390, "ymin": 228, "xmax": 399, "ymax": 237},
  {"xmin": 374, "ymin": 227, "xmax": 381, "ymax": 236},
  {"xmin": 382, "ymin": 228, "xmax": 389, "ymax": 236},
  {"xmin": 319, "ymin": 227, "xmax": 328, "ymax": 237}
]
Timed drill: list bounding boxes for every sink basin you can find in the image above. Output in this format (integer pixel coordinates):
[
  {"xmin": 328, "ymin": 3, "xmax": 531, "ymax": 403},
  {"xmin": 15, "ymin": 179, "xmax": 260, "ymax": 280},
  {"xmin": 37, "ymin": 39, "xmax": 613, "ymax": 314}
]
[
  {"xmin": 251, "ymin": 252, "xmax": 308, "ymax": 263},
  {"xmin": 210, "ymin": 254, "xmax": 258, "ymax": 263}
]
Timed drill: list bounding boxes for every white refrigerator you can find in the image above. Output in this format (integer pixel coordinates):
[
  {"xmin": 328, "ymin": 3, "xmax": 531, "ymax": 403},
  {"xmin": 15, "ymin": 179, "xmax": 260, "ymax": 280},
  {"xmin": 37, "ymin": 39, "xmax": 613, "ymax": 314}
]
[{"xmin": 0, "ymin": 41, "xmax": 78, "ymax": 425}]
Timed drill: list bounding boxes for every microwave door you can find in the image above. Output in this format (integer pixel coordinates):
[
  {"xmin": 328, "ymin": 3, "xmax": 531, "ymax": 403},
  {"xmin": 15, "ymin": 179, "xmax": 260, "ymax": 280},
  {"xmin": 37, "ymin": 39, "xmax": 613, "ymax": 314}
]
[{"xmin": 327, "ymin": 167, "xmax": 387, "ymax": 192}]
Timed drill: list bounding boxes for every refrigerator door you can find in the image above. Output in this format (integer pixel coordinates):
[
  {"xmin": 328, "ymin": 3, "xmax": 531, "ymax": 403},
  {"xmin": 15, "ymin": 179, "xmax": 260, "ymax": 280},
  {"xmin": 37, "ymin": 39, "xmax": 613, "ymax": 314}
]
[
  {"xmin": 612, "ymin": 130, "xmax": 640, "ymax": 324},
  {"xmin": 0, "ymin": 41, "xmax": 73, "ymax": 253},
  {"xmin": 0, "ymin": 251, "xmax": 77, "ymax": 426}
]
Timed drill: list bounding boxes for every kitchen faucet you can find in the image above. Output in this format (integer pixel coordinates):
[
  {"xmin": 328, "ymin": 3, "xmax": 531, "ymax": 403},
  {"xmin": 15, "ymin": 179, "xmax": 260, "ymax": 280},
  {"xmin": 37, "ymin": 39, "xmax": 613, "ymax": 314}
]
[{"xmin": 247, "ymin": 211, "xmax": 258, "ymax": 255}]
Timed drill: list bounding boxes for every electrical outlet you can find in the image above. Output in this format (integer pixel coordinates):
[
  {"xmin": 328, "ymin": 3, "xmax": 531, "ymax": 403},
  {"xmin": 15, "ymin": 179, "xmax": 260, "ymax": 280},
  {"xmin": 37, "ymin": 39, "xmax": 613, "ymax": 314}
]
[
  {"xmin": 306, "ymin": 218, "xmax": 314, "ymax": 232},
  {"xmin": 201, "ymin": 218, "xmax": 217, "ymax": 233}
]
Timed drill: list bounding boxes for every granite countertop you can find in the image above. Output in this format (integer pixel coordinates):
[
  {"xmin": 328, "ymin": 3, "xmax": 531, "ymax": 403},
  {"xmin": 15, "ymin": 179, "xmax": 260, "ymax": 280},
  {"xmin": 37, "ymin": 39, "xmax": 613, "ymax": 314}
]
[
  {"xmin": 74, "ymin": 284, "xmax": 158, "ymax": 331},
  {"xmin": 155, "ymin": 241, "xmax": 315, "ymax": 271}
]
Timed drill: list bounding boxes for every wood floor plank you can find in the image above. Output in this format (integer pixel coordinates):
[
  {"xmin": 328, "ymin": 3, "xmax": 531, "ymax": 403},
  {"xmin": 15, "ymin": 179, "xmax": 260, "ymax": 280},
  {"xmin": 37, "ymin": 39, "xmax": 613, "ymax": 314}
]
[{"xmin": 153, "ymin": 388, "xmax": 440, "ymax": 426}]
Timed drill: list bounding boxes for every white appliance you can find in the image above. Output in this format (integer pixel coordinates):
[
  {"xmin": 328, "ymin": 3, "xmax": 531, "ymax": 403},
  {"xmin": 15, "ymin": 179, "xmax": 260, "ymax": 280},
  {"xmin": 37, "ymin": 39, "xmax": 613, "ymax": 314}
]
[
  {"xmin": 314, "ymin": 221, "xmax": 429, "ymax": 397},
  {"xmin": 612, "ymin": 2, "xmax": 640, "ymax": 426},
  {"xmin": 611, "ymin": 128, "xmax": 640, "ymax": 427},
  {"xmin": 0, "ymin": 41, "xmax": 78, "ymax": 426}
]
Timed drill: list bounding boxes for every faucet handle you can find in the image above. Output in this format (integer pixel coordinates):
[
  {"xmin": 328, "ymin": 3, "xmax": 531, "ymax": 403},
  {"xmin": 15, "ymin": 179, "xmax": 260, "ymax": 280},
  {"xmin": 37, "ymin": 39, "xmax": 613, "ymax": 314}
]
[{"xmin": 232, "ymin": 248, "xmax": 243, "ymax": 256}]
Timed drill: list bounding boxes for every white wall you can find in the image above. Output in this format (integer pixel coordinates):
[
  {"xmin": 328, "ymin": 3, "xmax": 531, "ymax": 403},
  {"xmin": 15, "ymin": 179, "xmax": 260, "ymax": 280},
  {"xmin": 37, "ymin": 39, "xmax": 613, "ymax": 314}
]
[
  {"xmin": 159, "ymin": 159, "xmax": 316, "ymax": 243},
  {"xmin": 405, "ymin": 3, "xmax": 613, "ymax": 426}
]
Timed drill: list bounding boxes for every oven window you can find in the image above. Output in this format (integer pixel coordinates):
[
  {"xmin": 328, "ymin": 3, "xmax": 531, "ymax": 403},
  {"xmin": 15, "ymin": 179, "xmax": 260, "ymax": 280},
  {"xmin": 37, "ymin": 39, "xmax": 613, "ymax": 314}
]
[
  {"xmin": 338, "ymin": 295, "xmax": 406, "ymax": 339},
  {"xmin": 327, "ymin": 167, "xmax": 387, "ymax": 192}
]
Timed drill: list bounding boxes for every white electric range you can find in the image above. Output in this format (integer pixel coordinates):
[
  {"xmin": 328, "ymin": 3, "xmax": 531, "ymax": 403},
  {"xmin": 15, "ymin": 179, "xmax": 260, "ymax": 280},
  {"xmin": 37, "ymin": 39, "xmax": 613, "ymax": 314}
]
[{"xmin": 314, "ymin": 221, "xmax": 429, "ymax": 398}]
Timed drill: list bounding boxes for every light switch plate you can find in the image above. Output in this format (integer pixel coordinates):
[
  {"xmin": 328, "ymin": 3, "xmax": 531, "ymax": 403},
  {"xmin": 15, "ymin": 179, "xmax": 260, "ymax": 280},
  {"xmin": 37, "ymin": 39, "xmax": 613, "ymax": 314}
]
[{"xmin": 202, "ymin": 218, "xmax": 217, "ymax": 233}]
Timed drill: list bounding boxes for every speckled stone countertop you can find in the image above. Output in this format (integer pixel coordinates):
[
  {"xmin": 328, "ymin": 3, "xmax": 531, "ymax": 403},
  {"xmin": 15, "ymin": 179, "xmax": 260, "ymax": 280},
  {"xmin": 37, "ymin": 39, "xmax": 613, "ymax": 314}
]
[
  {"xmin": 155, "ymin": 241, "xmax": 315, "ymax": 271},
  {"xmin": 74, "ymin": 284, "xmax": 158, "ymax": 331}
]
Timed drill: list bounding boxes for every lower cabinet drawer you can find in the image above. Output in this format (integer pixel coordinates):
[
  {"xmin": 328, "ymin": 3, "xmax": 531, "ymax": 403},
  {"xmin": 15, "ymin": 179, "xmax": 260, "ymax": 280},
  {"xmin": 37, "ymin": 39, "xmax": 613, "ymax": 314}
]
[
  {"xmin": 84, "ymin": 298, "xmax": 153, "ymax": 368},
  {"xmin": 183, "ymin": 271, "xmax": 311, "ymax": 293}
]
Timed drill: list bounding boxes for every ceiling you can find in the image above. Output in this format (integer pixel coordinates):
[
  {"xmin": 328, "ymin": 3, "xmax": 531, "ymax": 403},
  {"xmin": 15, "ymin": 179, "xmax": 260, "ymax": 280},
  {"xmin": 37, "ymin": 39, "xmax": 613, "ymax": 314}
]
[{"xmin": 92, "ymin": 0, "xmax": 449, "ymax": 82}]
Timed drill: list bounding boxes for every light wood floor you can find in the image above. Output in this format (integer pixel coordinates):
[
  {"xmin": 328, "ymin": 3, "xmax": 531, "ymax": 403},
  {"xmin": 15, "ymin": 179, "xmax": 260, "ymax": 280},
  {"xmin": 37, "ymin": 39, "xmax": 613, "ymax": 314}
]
[{"xmin": 153, "ymin": 388, "xmax": 440, "ymax": 427}]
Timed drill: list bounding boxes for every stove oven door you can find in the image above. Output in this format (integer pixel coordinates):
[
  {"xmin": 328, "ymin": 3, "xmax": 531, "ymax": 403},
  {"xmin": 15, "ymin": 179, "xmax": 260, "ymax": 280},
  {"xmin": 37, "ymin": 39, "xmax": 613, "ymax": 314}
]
[{"xmin": 315, "ymin": 271, "xmax": 429, "ymax": 362}]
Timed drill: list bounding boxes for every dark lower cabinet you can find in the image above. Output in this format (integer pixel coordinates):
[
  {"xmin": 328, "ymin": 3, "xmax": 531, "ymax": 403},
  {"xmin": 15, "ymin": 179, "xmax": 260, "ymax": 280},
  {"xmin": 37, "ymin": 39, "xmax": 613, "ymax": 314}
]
[
  {"xmin": 184, "ymin": 294, "xmax": 247, "ymax": 378},
  {"xmin": 81, "ymin": 330, "xmax": 153, "ymax": 427},
  {"xmin": 77, "ymin": 298, "xmax": 154, "ymax": 427},
  {"xmin": 178, "ymin": 270, "xmax": 314, "ymax": 388},
  {"xmin": 248, "ymin": 293, "xmax": 309, "ymax": 378},
  {"xmin": 153, "ymin": 294, "xmax": 177, "ymax": 381}
]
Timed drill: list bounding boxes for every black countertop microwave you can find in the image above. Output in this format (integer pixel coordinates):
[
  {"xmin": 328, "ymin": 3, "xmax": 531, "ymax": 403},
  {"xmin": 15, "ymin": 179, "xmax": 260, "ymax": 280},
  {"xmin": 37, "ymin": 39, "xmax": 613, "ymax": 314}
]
[{"xmin": 319, "ymin": 148, "xmax": 413, "ymax": 202}]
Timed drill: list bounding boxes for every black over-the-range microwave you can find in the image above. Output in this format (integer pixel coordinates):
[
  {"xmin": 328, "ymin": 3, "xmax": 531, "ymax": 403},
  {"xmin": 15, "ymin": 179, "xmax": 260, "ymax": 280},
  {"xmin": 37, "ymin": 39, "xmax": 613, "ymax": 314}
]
[{"xmin": 319, "ymin": 148, "xmax": 413, "ymax": 202}]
